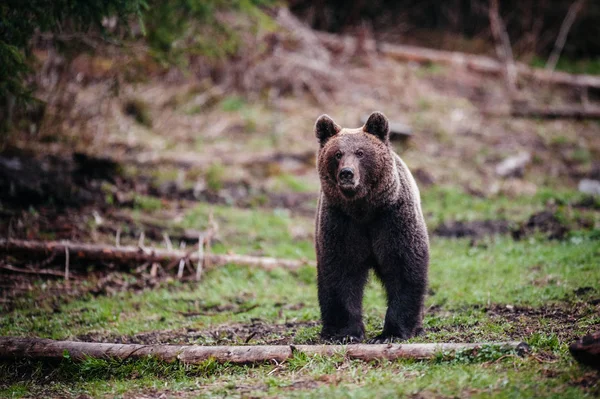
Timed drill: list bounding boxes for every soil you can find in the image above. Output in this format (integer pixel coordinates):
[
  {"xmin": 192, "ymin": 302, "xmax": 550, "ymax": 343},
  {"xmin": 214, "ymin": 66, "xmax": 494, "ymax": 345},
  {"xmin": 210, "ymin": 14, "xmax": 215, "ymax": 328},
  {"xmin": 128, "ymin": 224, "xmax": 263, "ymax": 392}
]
[
  {"xmin": 511, "ymin": 211, "xmax": 570, "ymax": 240},
  {"xmin": 434, "ymin": 220, "xmax": 511, "ymax": 239},
  {"xmin": 77, "ymin": 320, "xmax": 320, "ymax": 346},
  {"xmin": 427, "ymin": 302, "xmax": 600, "ymax": 345},
  {"xmin": 68, "ymin": 301, "xmax": 599, "ymax": 348}
]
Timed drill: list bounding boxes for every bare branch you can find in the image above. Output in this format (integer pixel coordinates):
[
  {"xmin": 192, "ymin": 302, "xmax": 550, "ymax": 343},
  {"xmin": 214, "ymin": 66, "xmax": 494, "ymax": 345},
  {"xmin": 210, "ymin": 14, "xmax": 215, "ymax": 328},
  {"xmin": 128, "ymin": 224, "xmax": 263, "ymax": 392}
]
[
  {"xmin": 488, "ymin": 0, "xmax": 518, "ymax": 97},
  {"xmin": 546, "ymin": 0, "xmax": 587, "ymax": 72}
]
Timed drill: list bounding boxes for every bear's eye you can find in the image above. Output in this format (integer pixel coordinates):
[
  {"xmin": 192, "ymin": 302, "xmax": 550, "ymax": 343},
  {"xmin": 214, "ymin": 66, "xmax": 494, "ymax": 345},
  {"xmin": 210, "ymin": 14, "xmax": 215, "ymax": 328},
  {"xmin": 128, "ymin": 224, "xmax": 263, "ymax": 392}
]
[
  {"xmin": 355, "ymin": 150, "xmax": 364, "ymax": 158},
  {"xmin": 335, "ymin": 151, "xmax": 342, "ymax": 160}
]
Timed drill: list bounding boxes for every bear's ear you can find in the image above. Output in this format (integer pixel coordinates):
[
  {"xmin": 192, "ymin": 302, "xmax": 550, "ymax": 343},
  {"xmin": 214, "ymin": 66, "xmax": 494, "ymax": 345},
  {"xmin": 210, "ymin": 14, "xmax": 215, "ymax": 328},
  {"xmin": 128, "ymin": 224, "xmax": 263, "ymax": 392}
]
[
  {"xmin": 315, "ymin": 114, "xmax": 341, "ymax": 146},
  {"xmin": 363, "ymin": 111, "xmax": 390, "ymax": 143}
]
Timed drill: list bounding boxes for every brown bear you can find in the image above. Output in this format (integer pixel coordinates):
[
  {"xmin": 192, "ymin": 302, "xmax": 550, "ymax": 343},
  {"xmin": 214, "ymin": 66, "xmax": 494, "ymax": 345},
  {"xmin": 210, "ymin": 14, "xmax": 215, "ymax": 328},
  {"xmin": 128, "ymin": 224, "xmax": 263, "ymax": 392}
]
[{"xmin": 314, "ymin": 111, "xmax": 429, "ymax": 343}]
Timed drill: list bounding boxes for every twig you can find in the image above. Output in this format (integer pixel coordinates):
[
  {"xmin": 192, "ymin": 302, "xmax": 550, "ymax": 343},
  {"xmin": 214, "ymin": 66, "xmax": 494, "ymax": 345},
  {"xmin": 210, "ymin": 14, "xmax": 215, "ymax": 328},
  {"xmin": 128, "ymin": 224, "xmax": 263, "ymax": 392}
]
[
  {"xmin": 177, "ymin": 242, "xmax": 187, "ymax": 279},
  {"xmin": 244, "ymin": 332, "xmax": 257, "ymax": 344},
  {"xmin": 134, "ymin": 263, "xmax": 149, "ymax": 274},
  {"xmin": 64, "ymin": 247, "xmax": 70, "ymax": 282},
  {"xmin": 483, "ymin": 354, "xmax": 518, "ymax": 366},
  {"xmin": 115, "ymin": 228, "xmax": 121, "ymax": 248},
  {"xmin": 178, "ymin": 304, "xmax": 259, "ymax": 317},
  {"xmin": 233, "ymin": 304, "xmax": 259, "ymax": 314},
  {"xmin": 177, "ymin": 304, "xmax": 259, "ymax": 317},
  {"xmin": 138, "ymin": 231, "xmax": 145, "ymax": 249},
  {"xmin": 196, "ymin": 233, "xmax": 204, "ymax": 281},
  {"xmin": 163, "ymin": 233, "xmax": 173, "ymax": 251},
  {"xmin": 150, "ymin": 263, "xmax": 159, "ymax": 278},
  {"xmin": 531, "ymin": 354, "xmax": 558, "ymax": 364},
  {"xmin": 0, "ymin": 263, "xmax": 71, "ymax": 277},
  {"xmin": 34, "ymin": 251, "xmax": 58, "ymax": 269},
  {"xmin": 546, "ymin": 0, "xmax": 587, "ymax": 72},
  {"xmin": 267, "ymin": 359, "xmax": 284, "ymax": 375}
]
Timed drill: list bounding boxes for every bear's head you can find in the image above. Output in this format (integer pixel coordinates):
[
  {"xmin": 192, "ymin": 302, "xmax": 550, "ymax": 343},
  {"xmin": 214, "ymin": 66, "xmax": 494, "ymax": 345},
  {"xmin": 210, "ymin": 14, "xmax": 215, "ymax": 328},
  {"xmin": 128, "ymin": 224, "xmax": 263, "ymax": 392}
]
[{"xmin": 315, "ymin": 111, "xmax": 392, "ymax": 201}]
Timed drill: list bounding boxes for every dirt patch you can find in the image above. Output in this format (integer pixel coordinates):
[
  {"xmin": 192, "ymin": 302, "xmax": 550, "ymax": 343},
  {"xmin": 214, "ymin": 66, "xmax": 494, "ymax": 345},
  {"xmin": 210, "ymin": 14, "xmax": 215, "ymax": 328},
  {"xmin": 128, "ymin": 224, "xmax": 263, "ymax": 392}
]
[
  {"xmin": 427, "ymin": 303, "xmax": 599, "ymax": 345},
  {"xmin": 77, "ymin": 320, "xmax": 320, "ymax": 346},
  {"xmin": 511, "ymin": 211, "xmax": 569, "ymax": 240},
  {"xmin": 434, "ymin": 203, "xmax": 596, "ymax": 240},
  {"xmin": 569, "ymin": 372, "xmax": 600, "ymax": 395},
  {"xmin": 148, "ymin": 180, "xmax": 317, "ymax": 217},
  {"xmin": 0, "ymin": 268, "xmax": 180, "ymax": 313},
  {"xmin": 573, "ymin": 196, "xmax": 600, "ymax": 211},
  {"xmin": 433, "ymin": 220, "xmax": 511, "ymax": 239}
]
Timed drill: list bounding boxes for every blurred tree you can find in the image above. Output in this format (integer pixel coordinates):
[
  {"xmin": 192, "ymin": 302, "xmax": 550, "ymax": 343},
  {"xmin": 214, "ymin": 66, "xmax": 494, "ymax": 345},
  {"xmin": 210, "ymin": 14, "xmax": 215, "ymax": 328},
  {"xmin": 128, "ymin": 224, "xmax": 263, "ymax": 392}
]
[
  {"xmin": 143, "ymin": 0, "xmax": 276, "ymax": 65},
  {"xmin": 289, "ymin": 0, "xmax": 600, "ymax": 60},
  {"xmin": 0, "ymin": 0, "xmax": 276, "ymax": 133},
  {"xmin": 0, "ymin": 0, "xmax": 146, "ymax": 130}
]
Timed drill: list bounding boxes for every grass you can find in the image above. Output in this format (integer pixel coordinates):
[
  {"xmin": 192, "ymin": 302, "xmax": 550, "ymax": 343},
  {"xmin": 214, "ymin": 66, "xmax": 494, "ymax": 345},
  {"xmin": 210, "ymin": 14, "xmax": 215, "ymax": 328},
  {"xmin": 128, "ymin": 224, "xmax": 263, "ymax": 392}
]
[
  {"xmin": 1, "ymin": 182, "xmax": 599, "ymax": 397},
  {"xmin": 1, "ymin": 225, "xmax": 598, "ymax": 397},
  {"xmin": 530, "ymin": 56, "xmax": 600, "ymax": 75},
  {"xmin": 179, "ymin": 203, "xmax": 315, "ymax": 259},
  {"xmin": 422, "ymin": 185, "xmax": 599, "ymax": 228},
  {"xmin": 133, "ymin": 194, "xmax": 164, "ymax": 212}
]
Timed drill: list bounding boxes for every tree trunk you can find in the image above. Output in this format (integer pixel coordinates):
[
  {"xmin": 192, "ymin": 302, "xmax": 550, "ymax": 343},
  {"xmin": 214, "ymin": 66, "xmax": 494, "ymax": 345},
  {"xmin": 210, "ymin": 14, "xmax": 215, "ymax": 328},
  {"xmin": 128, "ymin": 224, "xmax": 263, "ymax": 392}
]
[
  {"xmin": 546, "ymin": 0, "xmax": 587, "ymax": 72},
  {"xmin": 0, "ymin": 337, "xmax": 528, "ymax": 364},
  {"xmin": 488, "ymin": 0, "xmax": 518, "ymax": 97}
]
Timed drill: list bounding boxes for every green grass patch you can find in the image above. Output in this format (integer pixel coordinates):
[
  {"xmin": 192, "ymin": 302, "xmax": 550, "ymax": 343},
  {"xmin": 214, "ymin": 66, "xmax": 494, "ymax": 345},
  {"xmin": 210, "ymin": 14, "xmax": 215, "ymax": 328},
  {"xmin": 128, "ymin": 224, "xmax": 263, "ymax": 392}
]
[
  {"xmin": 2, "ymin": 191, "xmax": 599, "ymax": 397},
  {"xmin": 221, "ymin": 95, "xmax": 247, "ymax": 112},
  {"xmin": 180, "ymin": 203, "xmax": 315, "ymax": 259},
  {"xmin": 2, "ymin": 235, "xmax": 598, "ymax": 343},
  {"xmin": 133, "ymin": 194, "xmax": 163, "ymax": 212},
  {"xmin": 530, "ymin": 56, "xmax": 600, "ymax": 75},
  {"xmin": 421, "ymin": 185, "xmax": 599, "ymax": 228},
  {"xmin": 1, "ymin": 351, "xmax": 596, "ymax": 398}
]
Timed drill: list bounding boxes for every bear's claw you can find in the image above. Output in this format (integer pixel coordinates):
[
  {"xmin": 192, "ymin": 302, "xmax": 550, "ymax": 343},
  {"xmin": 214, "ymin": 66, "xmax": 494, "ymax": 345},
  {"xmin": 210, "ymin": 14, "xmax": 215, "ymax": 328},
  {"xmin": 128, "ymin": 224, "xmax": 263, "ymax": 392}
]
[{"xmin": 368, "ymin": 333, "xmax": 408, "ymax": 344}]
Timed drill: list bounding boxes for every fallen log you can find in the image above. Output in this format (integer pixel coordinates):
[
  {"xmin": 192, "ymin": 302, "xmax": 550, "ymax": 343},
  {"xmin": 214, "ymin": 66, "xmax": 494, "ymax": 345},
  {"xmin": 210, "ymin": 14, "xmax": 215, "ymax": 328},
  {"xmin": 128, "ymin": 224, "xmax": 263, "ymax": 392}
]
[
  {"xmin": 316, "ymin": 32, "xmax": 600, "ymax": 89},
  {"xmin": 510, "ymin": 104, "xmax": 600, "ymax": 120},
  {"xmin": 0, "ymin": 337, "xmax": 527, "ymax": 364},
  {"xmin": 0, "ymin": 239, "xmax": 313, "ymax": 272},
  {"xmin": 129, "ymin": 149, "xmax": 315, "ymax": 170}
]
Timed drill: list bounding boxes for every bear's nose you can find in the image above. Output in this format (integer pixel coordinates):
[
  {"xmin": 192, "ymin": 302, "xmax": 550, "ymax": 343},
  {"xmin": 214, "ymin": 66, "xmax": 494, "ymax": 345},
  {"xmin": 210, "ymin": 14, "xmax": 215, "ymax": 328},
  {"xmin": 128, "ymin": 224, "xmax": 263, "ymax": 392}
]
[{"xmin": 338, "ymin": 167, "xmax": 354, "ymax": 181}]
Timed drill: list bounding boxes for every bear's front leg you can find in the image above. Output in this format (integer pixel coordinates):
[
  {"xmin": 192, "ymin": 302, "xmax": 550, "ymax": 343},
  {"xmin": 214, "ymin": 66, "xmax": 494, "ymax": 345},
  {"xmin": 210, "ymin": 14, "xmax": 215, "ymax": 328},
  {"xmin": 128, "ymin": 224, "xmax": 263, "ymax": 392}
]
[
  {"xmin": 316, "ymin": 204, "xmax": 372, "ymax": 343},
  {"xmin": 317, "ymin": 263, "xmax": 369, "ymax": 343},
  {"xmin": 370, "ymin": 268, "xmax": 427, "ymax": 343},
  {"xmin": 369, "ymin": 214, "xmax": 429, "ymax": 343}
]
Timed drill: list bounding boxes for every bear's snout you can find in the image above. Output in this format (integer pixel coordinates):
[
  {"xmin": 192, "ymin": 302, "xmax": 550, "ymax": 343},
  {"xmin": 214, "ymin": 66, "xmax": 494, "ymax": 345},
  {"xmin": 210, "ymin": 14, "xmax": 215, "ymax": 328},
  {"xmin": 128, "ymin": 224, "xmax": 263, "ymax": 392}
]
[{"xmin": 338, "ymin": 167, "xmax": 355, "ymax": 183}]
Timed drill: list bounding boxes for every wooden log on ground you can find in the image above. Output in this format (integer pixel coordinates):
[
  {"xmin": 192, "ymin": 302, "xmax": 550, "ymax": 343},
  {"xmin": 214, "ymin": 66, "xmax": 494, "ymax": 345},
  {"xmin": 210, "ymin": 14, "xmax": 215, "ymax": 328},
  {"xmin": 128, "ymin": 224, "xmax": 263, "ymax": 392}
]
[
  {"xmin": 129, "ymin": 149, "xmax": 316, "ymax": 170},
  {"xmin": 0, "ymin": 239, "xmax": 313, "ymax": 271},
  {"xmin": 570, "ymin": 331, "xmax": 600, "ymax": 371},
  {"xmin": 316, "ymin": 32, "xmax": 600, "ymax": 90},
  {"xmin": 510, "ymin": 104, "xmax": 600, "ymax": 120},
  {"xmin": 0, "ymin": 337, "xmax": 528, "ymax": 364}
]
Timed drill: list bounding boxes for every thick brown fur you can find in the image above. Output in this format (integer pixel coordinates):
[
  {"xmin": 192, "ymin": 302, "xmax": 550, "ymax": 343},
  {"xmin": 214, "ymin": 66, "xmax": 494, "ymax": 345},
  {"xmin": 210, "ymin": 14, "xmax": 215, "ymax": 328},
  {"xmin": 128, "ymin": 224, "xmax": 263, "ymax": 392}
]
[{"xmin": 315, "ymin": 111, "xmax": 429, "ymax": 343}]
